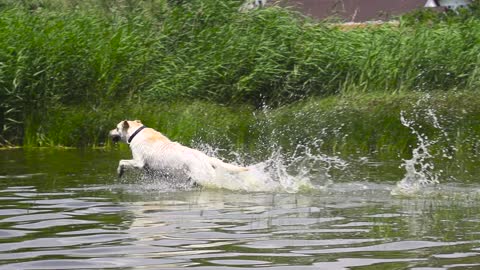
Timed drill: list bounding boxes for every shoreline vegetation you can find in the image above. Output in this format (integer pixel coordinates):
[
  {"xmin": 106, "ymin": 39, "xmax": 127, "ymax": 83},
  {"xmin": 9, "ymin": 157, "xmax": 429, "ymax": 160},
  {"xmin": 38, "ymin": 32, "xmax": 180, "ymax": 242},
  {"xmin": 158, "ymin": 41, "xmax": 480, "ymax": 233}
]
[{"xmin": 1, "ymin": 0, "xmax": 479, "ymax": 161}]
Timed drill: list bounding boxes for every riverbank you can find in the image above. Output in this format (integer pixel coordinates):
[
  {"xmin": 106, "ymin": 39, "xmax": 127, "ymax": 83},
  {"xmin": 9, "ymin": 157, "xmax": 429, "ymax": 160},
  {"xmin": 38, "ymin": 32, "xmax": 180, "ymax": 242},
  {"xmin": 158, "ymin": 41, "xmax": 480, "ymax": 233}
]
[
  {"xmin": 1, "ymin": 1, "xmax": 480, "ymax": 160},
  {"xmin": 11, "ymin": 91, "xmax": 478, "ymax": 162}
]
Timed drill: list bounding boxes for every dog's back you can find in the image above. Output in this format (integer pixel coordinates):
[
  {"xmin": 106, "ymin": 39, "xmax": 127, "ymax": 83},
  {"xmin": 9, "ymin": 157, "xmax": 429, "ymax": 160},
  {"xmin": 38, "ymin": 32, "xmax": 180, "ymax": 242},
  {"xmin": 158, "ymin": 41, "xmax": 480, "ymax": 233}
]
[{"xmin": 111, "ymin": 120, "xmax": 248, "ymax": 185}]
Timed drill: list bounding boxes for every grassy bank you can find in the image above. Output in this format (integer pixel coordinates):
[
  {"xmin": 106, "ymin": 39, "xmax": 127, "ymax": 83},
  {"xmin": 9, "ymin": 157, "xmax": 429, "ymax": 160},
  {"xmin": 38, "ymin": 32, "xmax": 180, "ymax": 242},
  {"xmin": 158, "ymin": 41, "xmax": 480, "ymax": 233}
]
[
  {"xmin": 1, "ymin": 0, "xmax": 480, "ymax": 158},
  {"xmin": 15, "ymin": 91, "xmax": 480, "ymax": 166}
]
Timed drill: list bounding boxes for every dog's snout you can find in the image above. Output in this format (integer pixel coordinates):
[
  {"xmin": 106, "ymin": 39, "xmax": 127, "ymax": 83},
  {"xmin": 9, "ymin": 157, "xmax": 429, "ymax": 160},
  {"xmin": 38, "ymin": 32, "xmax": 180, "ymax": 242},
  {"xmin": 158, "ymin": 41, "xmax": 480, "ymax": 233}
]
[
  {"xmin": 111, "ymin": 134, "xmax": 121, "ymax": 143},
  {"xmin": 109, "ymin": 129, "xmax": 121, "ymax": 143}
]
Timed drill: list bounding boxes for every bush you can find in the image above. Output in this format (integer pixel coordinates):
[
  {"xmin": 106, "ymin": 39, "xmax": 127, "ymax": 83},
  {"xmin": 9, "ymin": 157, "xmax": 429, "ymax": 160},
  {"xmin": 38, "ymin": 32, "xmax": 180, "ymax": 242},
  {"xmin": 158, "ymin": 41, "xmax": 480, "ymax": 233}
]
[{"xmin": 1, "ymin": 0, "xmax": 480, "ymax": 146}]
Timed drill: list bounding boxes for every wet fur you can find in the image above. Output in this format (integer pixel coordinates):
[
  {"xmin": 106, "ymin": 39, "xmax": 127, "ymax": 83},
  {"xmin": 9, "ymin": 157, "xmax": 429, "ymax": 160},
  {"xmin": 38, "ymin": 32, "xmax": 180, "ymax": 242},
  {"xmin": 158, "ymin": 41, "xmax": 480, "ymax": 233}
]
[{"xmin": 109, "ymin": 120, "xmax": 248, "ymax": 185}]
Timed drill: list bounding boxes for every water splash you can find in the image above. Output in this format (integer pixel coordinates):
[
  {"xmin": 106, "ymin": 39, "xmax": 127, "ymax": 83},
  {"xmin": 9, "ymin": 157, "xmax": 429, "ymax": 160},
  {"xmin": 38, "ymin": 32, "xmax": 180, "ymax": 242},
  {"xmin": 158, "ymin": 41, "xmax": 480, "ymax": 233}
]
[
  {"xmin": 182, "ymin": 104, "xmax": 349, "ymax": 193},
  {"xmin": 392, "ymin": 111, "xmax": 439, "ymax": 195},
  {"xmin": 120, "ymin": 103, "xmax": 348, "ymax": 193},
  {"xmin": 196, "ymin": 141, "xmax": 347, "ymax": 193},
  {"xmin": 392, "ymin": 96, "xmax": 452, "ymax": 195},
  {"xmin": 118, "ymin": 170, "xmax": 199, "ymax": 193},
  {"xmin": 126, "ymin": 140, "xmax": 348, "ymax": 194}
]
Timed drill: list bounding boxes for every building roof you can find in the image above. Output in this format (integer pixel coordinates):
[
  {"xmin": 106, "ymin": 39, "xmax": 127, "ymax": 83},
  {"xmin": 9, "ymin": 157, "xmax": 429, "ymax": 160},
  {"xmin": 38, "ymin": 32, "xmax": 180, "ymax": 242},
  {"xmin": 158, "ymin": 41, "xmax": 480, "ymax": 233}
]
[{"xmin": 279, "ymin": 0, "xmax": 469, "ymax": 22}]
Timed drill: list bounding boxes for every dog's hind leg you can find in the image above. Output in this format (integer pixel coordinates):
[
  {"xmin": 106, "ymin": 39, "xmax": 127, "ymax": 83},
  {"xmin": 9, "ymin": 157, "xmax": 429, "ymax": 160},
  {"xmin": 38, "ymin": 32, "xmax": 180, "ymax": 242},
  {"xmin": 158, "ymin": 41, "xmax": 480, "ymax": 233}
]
[
  {"xmin": 208, "ymin": 157, "xmax": 248, "ymax": 173},
  {"xmin": 117, "ymin": 159, "xmax": 144, "ymax": 178}
]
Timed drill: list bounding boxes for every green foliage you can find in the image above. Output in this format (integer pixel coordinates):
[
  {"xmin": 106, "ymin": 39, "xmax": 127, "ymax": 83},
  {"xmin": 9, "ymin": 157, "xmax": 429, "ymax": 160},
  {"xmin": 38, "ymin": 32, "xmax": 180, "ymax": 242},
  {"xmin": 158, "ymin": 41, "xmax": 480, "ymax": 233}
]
[
  {"xmin": 17, "ymin": 91, "xmax": 480, "ymax": 168},
  {"xmin": 1, "ymin": 0, "xmax": 480, "ymax": 149},
  {"xmin": 21, "ymin": 101, "xmax": 255, "ymax": 149},
  {"xmin": 253, "ymin": 91, "xmax": 480, "ymax": 169},
  {"xmin": 0, "ymin": 5, "xmax": 160, "ymax": 143},
  {"xmin": 401, "ymin": 0, "xmax": 480, "ymax": 25}
]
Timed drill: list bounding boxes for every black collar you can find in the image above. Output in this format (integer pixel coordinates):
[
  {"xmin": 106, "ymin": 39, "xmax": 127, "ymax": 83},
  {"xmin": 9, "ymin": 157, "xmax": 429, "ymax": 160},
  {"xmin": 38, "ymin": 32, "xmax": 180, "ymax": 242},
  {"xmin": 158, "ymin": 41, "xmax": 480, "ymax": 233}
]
[{"xmin": 127, "ymin": 125, "xmax": 146, "ymax": 144}]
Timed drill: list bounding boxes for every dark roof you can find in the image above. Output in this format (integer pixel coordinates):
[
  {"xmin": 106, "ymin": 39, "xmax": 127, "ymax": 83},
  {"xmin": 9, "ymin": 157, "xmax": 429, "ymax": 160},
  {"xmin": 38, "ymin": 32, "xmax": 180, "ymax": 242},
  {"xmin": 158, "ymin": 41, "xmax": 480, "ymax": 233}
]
[{"xmin": 280, "ymin": 0, "xmax": 428, "ymax": 22}]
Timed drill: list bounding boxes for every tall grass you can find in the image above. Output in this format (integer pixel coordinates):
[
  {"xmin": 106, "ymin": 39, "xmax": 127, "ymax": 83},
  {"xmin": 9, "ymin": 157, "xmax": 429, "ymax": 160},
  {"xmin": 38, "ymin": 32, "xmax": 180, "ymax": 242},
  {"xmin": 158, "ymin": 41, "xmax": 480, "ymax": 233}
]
[
  {"xmin": 0, "ymin": 3, "xmax": 160, "ymax": 144},
  {"xmin": 26, "ymin": 101, "xmax": 255, "ymax": 151},
  {"xmin": 23, "ymin": 91, "xmax": 480, "ymax": 184},
  {"xmin": 1, "ymin": 0, "xmax": 480, "ymax": 148}
]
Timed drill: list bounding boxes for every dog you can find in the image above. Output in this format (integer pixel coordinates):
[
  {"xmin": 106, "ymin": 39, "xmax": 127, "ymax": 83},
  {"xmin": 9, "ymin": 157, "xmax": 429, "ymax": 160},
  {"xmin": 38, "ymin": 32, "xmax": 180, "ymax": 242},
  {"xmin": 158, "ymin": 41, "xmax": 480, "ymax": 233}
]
[{"xmin": 109, "ymin": 120, "xmax": 248, "ymax": 185}]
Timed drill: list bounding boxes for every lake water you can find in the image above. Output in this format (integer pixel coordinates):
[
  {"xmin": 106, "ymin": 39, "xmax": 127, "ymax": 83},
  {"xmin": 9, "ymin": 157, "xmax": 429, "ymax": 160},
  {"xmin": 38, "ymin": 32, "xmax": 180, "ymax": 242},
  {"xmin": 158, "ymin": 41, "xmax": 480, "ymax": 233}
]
[{"xmin": 1, "ymin": 148, "xmax": 480, "ymax": 269}]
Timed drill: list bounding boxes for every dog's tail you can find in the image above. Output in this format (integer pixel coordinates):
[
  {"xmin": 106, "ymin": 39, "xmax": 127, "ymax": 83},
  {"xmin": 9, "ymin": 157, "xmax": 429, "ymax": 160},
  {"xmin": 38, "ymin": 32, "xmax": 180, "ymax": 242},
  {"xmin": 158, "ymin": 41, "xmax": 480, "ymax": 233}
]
[{"xmin": 209, "ymin": 157, "xmax": 249, "ymax": 173}]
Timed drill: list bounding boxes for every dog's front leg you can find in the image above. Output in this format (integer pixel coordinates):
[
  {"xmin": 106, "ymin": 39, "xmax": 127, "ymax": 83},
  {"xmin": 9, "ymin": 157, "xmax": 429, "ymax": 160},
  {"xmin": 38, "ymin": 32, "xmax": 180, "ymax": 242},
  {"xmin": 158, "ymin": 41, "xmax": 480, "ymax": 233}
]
[{"xmin": 117, "ymin": 159, "xmax": 144, "ymax": 178}]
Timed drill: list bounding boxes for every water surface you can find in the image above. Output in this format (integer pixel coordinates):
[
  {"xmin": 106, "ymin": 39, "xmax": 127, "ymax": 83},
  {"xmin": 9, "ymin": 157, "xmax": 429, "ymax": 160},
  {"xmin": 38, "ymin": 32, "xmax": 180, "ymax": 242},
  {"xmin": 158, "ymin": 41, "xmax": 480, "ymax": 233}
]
[{"xmin": 1, "ymin": 148, "xmax": 480, "ymax": 269}]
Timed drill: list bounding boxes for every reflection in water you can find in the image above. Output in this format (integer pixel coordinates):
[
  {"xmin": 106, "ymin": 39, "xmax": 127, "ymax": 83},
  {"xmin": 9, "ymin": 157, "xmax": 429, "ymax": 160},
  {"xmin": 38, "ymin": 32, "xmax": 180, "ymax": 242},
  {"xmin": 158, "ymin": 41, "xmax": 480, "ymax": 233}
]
[{"xmin": 0, "ymin": 149, "xmax": 480, "ymax": 269}]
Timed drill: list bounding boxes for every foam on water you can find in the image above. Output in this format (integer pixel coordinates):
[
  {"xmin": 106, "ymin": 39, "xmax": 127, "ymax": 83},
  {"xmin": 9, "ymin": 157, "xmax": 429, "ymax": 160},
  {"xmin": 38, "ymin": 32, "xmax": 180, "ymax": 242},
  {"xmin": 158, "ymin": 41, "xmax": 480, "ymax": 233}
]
[{"xmin": 195, "ymin": 143, "xmax": 347, "ymax": 193}]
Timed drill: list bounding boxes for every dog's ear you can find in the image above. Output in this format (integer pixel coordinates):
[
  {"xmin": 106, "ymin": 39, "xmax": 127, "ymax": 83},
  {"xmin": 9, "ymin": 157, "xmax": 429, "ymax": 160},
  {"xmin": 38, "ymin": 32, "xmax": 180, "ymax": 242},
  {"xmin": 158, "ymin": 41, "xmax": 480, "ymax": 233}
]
[
  {"xmin": 135, "ymin": 120, "xmax": 142, "ymax": 124},
  {"xmin": 122, "ymin": 120, "xmax": 129, "ymax": 130}
]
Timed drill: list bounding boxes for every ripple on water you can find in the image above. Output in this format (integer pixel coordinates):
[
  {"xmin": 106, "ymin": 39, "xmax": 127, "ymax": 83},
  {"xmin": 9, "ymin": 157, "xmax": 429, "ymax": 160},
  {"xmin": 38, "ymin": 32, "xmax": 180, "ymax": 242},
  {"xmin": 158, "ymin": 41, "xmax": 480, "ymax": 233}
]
[
  {"xmin": 0, "ymin": 233, "xmax": 131, "ymax": 253},
  {"xmin": 240, "ymin": 238, "xmax": 380, "ymax": 249},
  {"xmin": 0, "ymin": 229, "xmax": 35, "ymax": 239},
  {"xmin": 210, "ymin": 259, "xmax": 270, "ymax": 266},
  {"xmin": 1, "ymin": 147, "xmax": 480, "ymax": 270},
  {"xmin": 2, "ymin": 213, "xmax": 71, "ymax": 222},
  {"xmin": 13, "ymin": 218, "xmax": 98, "ymax": 229},
  {"xmin": 22, "ymin": 198, "xmax": 110, "ymax": 210},
  {"xmin": 291, "ymin": 240, "xmax": 479, "ymax": 254},
  {"xmin": 0, "ymin": 209, "xmax": 48, "ymax": 216}
]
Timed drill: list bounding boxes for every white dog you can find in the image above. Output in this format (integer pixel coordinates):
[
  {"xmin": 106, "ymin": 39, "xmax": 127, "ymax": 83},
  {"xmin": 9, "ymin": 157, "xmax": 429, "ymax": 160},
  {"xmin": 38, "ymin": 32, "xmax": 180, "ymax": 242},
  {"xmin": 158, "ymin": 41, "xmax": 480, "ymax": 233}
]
[{"xmin": 109, "ymin": 120, "xmax": 248, "ymax": 185}]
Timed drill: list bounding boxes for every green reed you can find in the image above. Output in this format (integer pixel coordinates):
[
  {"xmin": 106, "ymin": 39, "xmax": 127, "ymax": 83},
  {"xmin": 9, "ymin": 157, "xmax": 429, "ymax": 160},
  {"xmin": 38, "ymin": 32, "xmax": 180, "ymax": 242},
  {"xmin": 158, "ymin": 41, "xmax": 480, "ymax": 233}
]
[
  {"xmin": 1, "ymin": 0, "xmax": 480, "ymax": 150},
  {"xmin": 27, "ymin": 101, "xmax": 255, "ymax": 150},
  {"xmin": 18, "ymin": 91, "xmax": 480, "ymax": 166}
]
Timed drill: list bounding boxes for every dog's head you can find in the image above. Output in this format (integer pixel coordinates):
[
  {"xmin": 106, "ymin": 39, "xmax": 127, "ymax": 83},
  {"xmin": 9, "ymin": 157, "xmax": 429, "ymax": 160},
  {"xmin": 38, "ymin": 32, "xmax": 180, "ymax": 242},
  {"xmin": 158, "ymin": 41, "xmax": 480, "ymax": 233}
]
[{"xmin": 109, "ymin": 120, "xmax": 143, "ymax": 143}]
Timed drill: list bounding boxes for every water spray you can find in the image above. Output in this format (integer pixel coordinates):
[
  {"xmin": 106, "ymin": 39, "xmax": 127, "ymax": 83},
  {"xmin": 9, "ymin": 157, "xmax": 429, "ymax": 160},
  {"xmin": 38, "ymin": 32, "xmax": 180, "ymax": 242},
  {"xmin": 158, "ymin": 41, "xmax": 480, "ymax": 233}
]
[{"xmin": 392, "ymin": 95, "xmax": 452, "ymax": 195}]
